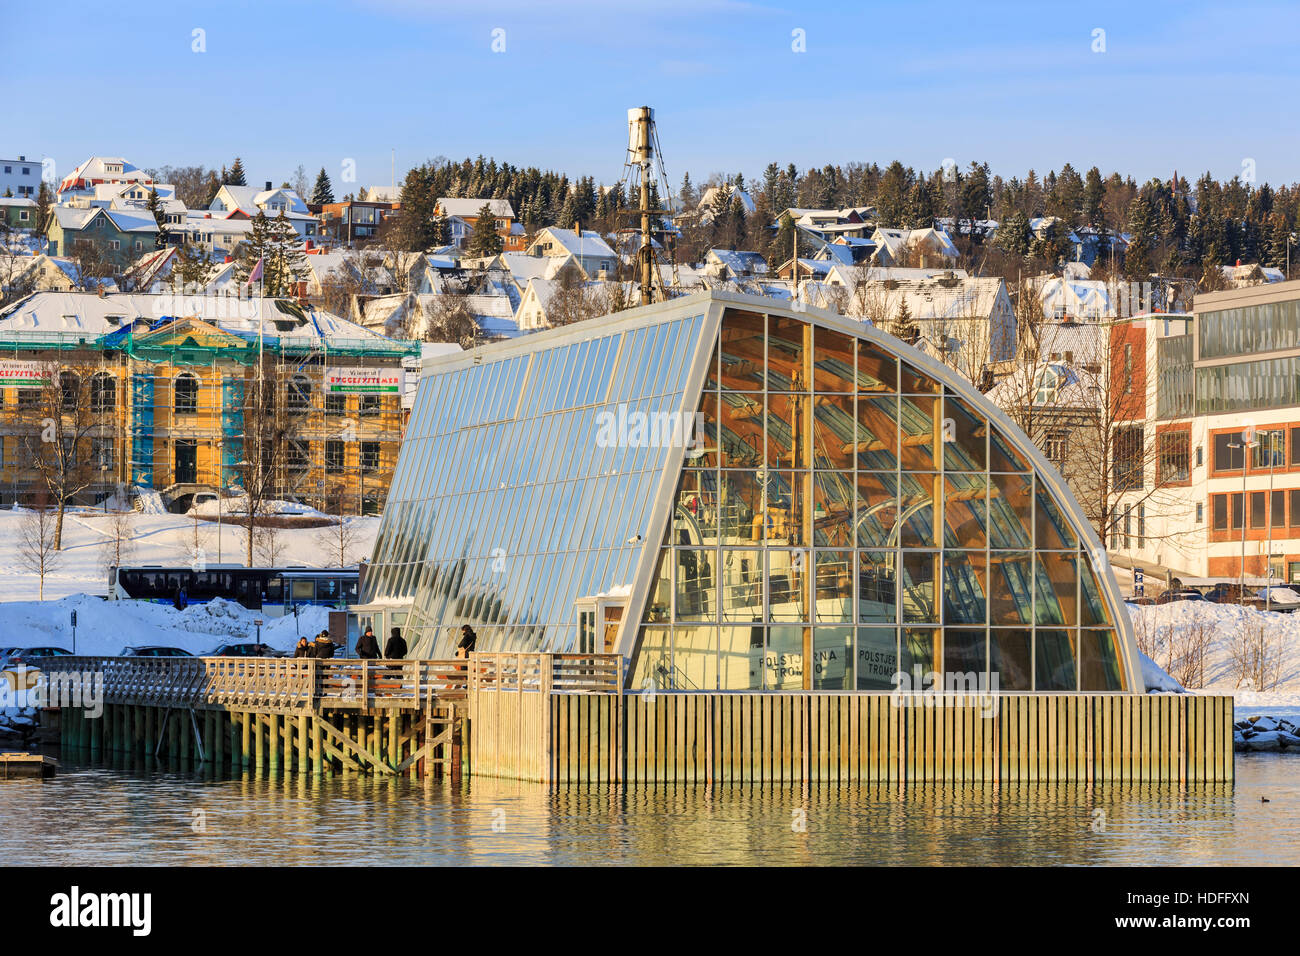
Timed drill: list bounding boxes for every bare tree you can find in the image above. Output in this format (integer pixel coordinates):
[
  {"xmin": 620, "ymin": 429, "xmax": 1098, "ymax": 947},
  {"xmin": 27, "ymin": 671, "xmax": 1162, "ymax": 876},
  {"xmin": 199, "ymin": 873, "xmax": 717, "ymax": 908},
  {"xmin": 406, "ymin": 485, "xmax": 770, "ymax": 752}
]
[
  {"xmin": 21, "ymin": 366, "xmax": 103, "ymax": 549},
  {"xmin": 232, "ymin": 360, "xmax": 291, "ymax": 567},
  {"xmin": 545, "ymin": 262, "xmax": 610, "ymax": 327},
  {"xmin": 1, "ymin": 220, "xmax": 38, "ymax": 307},
  {"xmin": 69, "ymin": 239, "xmax": 120, "ymax": 290},
  {"xmin": 1229, "ymin": 623, "xmax": 1285, "ymax": 692},
  {"xmin": 421, "ymin": 294, "xmax": 479, "ymax": 348},
  {"xmin": 17, "ymin": 507, "xmax": 62, "ymax": 600},
  {"xmin": 98, "ymin": 505, "xmax": 137, "ymax": 583},
  {"xmin": 316, "ymin": 516, "xmax": 362, "ymax": 567},
  {"xmin": 253, "ymin": 521, "xmax": 286, "ymax": 566}
]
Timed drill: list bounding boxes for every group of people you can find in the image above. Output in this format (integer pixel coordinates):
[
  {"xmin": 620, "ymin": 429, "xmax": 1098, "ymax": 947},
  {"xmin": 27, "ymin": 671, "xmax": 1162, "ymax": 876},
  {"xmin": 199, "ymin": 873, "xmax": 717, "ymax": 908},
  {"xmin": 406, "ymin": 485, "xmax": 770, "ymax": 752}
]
[{"xmin": 290, "ymin": 624, "xmax": 477, "ymax": 660}]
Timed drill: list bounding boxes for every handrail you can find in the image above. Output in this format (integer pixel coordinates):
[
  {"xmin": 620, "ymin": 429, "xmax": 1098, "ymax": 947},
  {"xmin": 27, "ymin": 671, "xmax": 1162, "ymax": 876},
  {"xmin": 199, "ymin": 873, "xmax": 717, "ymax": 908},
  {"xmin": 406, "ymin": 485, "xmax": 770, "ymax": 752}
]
[{"xmin": 30, "ymin": 653, "xmax": 623, "ymax": 710}]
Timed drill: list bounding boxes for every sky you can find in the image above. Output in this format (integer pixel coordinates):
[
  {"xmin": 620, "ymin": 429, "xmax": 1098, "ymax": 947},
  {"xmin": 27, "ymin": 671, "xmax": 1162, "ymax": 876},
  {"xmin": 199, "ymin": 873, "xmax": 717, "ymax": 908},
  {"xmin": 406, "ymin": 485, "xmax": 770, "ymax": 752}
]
[{"xmin": 4, "ymin": 0, "xmax": 1300, "ymax": 195}]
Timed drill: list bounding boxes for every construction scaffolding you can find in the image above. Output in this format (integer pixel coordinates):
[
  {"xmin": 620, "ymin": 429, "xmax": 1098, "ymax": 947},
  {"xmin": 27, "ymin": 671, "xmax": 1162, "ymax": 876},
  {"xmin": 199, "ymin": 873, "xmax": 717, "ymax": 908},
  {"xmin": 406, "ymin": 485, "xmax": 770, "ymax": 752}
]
[{"xmin": 0, "ymin": 319, "xmax": 419, "ymax": 513}]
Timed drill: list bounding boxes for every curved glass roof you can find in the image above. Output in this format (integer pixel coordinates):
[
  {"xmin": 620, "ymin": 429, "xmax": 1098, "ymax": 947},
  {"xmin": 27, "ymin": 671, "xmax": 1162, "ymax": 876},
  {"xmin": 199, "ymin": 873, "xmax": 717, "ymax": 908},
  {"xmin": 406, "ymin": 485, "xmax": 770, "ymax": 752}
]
[{"xmin": 364, "ymin": 291, "xmax": 1138, "ymax": 692}]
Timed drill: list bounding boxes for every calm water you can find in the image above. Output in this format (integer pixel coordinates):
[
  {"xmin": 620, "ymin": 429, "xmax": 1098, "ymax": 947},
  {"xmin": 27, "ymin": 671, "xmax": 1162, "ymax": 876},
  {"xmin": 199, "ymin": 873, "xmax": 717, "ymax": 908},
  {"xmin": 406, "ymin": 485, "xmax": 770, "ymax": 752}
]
[{"xmin": 2, "ymin": 753, "xmax": 1298, "ymax": 866}]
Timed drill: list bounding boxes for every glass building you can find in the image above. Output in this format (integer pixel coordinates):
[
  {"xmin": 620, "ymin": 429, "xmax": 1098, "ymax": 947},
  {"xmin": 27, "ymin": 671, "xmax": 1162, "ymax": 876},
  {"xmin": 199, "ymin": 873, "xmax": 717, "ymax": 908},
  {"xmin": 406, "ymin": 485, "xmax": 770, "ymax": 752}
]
[{"xmin": 361, "ymin": 292, "xmax": 1140, "ymax": 693}]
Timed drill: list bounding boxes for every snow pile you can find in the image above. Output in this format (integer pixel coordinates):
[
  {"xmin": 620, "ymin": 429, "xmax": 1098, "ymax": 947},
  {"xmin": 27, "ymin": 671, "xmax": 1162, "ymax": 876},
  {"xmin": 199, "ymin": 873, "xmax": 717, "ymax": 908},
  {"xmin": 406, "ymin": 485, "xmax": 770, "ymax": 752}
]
[
  {"xmin": 0, "ymin": 593, "xmax": 330, "ymax": 657},
  {"xmin": 191, "ymin": 496, "xmax": 330, "ymax": 518},
  {"xmin": 1234, "ymin": 714, "xmax": 1300, "ymax": 753},
  {"xmin": 0, "ymin": 507, "xmax": 379, "ymax": 601},
  {"xmin": 1128, "ymin": 599, "xmax": 1300, "ymax": 699},
  {"xmin": 1139, "ymin": 650, "xmax": 1185, "ymax": 693},
  {"xmin": 133, "ymin": 488, "xmax": 167, "ymax": 515}
]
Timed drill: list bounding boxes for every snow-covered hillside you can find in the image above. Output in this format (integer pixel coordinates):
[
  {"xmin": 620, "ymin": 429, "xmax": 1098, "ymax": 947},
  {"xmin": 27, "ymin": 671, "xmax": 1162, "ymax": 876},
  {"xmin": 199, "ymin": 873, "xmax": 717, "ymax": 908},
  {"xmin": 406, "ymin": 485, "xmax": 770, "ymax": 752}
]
[{"xmin": 0, "ymin": 506, "xmax": 379, "ymax": 602}]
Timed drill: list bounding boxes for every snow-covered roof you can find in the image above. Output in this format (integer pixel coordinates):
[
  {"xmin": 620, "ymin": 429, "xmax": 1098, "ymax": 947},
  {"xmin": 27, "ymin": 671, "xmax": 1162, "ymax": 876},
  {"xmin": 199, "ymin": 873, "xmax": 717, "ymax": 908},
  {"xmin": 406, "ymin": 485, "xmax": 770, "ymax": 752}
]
[
  {"xmin": 527, "ymin": 227, "xmax": 616, "ymax": 261},
  {"xmin": 361, "ymin": 185, "xmax": 400, "ymax": 203},
  {"xmin": 52, "ymin": 205, "xmax": 158, "ymax": 234},
  {"xmin": 0, "ymin": 291, "xmax": 396, "ymax": 345},
  {"xmin": 705, "ymin": 248, "xmax": 768, "ymax": 276},
  {"xmin": 58, "ymin": 156, "xmax": 153, "ymax": 196},
  {"xmin": 437, "ymin": 197, "xmax": 515, "ymax": 220},
  {"xmin": 1037, "ymin": 276, "xmax": 1114, "ymax": 320}
]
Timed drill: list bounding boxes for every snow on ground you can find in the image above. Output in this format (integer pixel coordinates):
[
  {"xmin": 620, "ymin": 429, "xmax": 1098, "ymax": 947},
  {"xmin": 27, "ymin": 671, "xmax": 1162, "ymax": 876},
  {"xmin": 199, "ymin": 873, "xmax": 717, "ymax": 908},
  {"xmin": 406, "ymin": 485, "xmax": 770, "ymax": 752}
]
[
  {"xmin": 1129, "ymin": 599, "xmax": 1300, "ymax": 712},
  {"xmin": 0, "ymin": 594, "xmax": 328, "ymax": 657},
  {"xmin": 0, "ymin": 506, "xmax": 379, "ymax": 602}
]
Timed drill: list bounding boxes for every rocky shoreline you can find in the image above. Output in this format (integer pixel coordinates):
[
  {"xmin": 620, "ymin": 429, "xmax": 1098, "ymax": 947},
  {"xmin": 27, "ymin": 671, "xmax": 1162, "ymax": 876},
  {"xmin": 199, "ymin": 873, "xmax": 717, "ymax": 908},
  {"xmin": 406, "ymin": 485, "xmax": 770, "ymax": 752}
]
[{"xmin": 1234, "ymin": 715, "xmax": 1300, "ymax": 752}]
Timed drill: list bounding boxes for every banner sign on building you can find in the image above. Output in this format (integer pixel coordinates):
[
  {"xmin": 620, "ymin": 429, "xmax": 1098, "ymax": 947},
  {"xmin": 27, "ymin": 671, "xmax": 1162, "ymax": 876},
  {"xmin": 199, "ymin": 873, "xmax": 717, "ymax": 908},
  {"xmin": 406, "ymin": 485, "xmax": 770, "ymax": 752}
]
[
  {"xmin": 324, "ymin": 367, "xmax": 401, "ymax": 394},
  {"xmin": 0, "ymin": 360, "xmax": 51, "ymax": 388}
]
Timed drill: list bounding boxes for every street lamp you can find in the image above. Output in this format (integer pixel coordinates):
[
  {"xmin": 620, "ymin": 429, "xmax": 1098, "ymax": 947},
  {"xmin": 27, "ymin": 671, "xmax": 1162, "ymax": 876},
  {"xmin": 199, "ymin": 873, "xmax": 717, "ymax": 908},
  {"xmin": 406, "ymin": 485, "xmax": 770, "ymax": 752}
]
[{"xmin": 1228, "ymin": 431, "xmax": 1257, "ymax": 602}]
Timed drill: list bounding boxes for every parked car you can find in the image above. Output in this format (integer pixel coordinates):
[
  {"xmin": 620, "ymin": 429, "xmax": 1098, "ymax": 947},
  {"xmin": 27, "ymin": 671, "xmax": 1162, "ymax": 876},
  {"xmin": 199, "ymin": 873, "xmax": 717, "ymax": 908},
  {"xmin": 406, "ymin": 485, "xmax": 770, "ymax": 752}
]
[
  {"xmin": 208, "ymin": 642, "xmax": 281, "ymax": 657},
  {"xmin": 121, "ymin": 646, "xmax": 196, "ymax": 657},
  {"xmin": 1255, "ymin": 587, "xmax": 1300, "ymax": 612},
  {"xmin": 1156, "ymin": 589, "xmax": 1208, "ymax": 605},
  {"xmin": 0, "ymin": 647, "xmax": 74, "ymax": 668},
  {"xmin": 1203, "ymin": 582, "xmax": 1256, "ymax": 604}
]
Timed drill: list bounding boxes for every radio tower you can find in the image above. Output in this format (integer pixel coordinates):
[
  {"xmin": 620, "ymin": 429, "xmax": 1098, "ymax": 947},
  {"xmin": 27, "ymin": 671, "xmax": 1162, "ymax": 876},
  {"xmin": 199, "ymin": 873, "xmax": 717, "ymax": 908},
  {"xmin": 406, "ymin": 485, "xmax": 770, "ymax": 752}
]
[{"xmin": 622, "ymin": 107, "xmax": 675, "ymax": 306}]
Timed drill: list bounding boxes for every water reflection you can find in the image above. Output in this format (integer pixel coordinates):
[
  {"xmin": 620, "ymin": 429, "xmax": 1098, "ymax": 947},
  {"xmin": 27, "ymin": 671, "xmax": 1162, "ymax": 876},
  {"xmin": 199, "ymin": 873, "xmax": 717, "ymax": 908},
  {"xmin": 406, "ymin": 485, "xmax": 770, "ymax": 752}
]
[{"xmin": 3, "ymin": 755, "xmax": 1297, "ymax": 866}]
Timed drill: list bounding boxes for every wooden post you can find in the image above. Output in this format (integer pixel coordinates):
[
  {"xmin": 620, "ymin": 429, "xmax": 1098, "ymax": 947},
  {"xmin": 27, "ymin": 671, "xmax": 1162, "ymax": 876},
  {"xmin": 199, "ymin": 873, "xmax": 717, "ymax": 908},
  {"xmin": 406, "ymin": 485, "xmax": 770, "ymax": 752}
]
[
  {"xmin": 240, "ymin": 711, "xmax": 251, "ymax": 770},
  {"xmin": 168, "ymin": 708, "xmax": 180, "ymax": 765},
  {"xmin": 202, "ymin": 710, "xmax": 215, "ymax": 766},
  {"xmin": 254, "ymin": 713, "xmax": 265, "ymax": 771},
  {"xmin": 214, "ymin": 712, "xmax": 225, "ymax": 772},
  {"xmin": 268, "ymin": 713, "xmax": 280, "ymax": 774},
  {"xmin": 312, "ymin": 716, "xmax": 323, "ymax": 776},
  {"xmin": 144, "ymin": 707, "xmax": 155, "ymax": 762},
  {"xmin": 90, "ymin": 704, "xmax": 102, "ymax": 760},
  {"xmin": 388, "ymin": 711, "xmax": 399, "ymax": 772},
  {"xmin": 297, "ymin": 715, "xmax": 308, "ymax": 775}
]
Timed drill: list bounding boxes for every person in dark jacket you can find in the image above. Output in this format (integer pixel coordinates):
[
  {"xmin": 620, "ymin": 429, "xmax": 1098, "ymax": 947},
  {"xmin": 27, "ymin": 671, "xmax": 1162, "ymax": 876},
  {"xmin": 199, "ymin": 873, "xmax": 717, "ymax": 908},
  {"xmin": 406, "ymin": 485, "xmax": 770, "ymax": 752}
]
[
  {"xmin": 312, "ymin": 631, "xmax": 336, "ymax": 659},
  {"xmin": 356, "ymin": 626, "xmax": 380, "ymax": 659},
  {"xmin": 293, "ymin": 637, "xmax": 311, "ymax": 658},
  {"xmin": 384, "ymin": 626, "xmax": 407, "ymax": 659},
  {"xmin": 456, "ymin": 625, "xmax": 478, "ymax": 659}
]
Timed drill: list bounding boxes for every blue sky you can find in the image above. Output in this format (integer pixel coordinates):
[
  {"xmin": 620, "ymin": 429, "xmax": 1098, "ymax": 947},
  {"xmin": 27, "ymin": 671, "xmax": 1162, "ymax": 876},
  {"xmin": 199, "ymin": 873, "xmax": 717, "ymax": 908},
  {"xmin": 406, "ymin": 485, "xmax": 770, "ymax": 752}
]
[{"xmin": 5, "ymin": 0, "xmax": 1299, "ymax": 193}]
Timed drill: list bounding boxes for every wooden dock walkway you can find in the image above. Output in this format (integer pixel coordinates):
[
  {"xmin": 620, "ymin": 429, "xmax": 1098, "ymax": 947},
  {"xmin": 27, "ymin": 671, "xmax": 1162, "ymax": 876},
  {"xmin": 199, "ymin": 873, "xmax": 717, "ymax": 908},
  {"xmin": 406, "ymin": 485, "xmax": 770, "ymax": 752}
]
[{"xmin": 34, "ymin": 654, "xmax": 1233, "ymax": 785}]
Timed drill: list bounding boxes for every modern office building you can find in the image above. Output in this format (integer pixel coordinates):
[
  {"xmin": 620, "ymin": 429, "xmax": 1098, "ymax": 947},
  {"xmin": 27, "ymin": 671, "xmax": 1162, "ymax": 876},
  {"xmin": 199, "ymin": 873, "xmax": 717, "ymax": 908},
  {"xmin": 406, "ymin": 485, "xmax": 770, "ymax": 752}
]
[
  {"xmin": 1118, "ymin": 279, "xmax": 1300, "ymax": 586},
  {"xmin": 360, "ymin": 290, "xmax": 1138, "ymax": 693}
]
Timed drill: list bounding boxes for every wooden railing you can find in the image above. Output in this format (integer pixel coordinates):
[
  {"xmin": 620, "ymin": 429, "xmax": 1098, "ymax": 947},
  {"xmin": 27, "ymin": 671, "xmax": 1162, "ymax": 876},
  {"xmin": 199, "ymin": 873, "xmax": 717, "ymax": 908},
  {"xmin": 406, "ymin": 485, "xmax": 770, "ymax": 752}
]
[
  {"xmin": 470, "ymin": 653, "xmax": 624, "ymax": 695},
  {"xmin": 34, "ymin": 653, "xmax": 623, "ymax": 712}
]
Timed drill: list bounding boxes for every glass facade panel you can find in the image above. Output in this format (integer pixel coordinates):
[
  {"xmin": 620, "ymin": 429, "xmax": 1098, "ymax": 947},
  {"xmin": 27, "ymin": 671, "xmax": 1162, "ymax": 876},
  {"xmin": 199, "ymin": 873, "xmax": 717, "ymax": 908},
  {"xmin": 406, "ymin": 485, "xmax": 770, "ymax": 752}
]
[
  {"xmin": 765, "ymin": 626, "xmax": 805, "ymax": 689},
  {"xmin": 990, "ymin": 629, "xmax": 1032, "ymax": 690},
  {"xmin": 855, "ymin": 627, "xmax": 898, "ymax": 689},
  {"xmin": 812, "ymin": 626, "xmax": 853, "ymax": 689}
]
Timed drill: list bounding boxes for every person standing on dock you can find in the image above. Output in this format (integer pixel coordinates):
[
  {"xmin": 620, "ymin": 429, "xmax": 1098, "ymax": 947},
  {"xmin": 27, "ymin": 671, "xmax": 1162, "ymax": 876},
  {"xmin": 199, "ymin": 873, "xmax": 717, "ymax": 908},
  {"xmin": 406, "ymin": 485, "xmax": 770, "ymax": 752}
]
[
  {"xmin": 456, "ymin": 625, "xmax": 477, "ymax": 659},
  {"xmin": 384, "ymin": 626, "xmax": 407, "ymax": 659},
  {"xmin": 312, "ymin": 631, "xmax": 336, "ymax": 659},
  {"xmin": 356, "ymin": 626, "xmax": 380, "ymax": 659},
  {"xmin": 293, "ymin": 636, "xmax": 311, "ymax": 658}
]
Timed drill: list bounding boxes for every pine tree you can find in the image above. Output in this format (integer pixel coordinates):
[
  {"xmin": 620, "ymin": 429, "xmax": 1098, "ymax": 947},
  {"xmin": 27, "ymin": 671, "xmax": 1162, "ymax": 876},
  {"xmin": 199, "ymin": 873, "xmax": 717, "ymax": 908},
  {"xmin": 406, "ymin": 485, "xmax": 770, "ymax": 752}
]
[
  {"xmin": 35, "ymin": 180, "xmax": 53, "ymax": 235},
  {"xmin": 467, "ymin": 202, "xmax": 503, "ymax": 258},
  {"xmin": 145, "ymin": 188, "xmax": 169, "ymax": 249},
  {"xmin": 893, "ymin": 297, "xmax": 918, "ymax": 345},
  {"xmin": 235, "ymin": 211, "xmax": 276, "ymax": 287},
  {"xmin": 170, "ymin": 240, "xmax": 215, "ymax": 293},
  {"xmin": 997, "ymin": 210, "xmax": 1031, "ymax": 257},
  {"xmin": 679, "ymin": 172, "xmax": 696, "ymax": 211},
  {"xmin": 226, "ymin": 158, "xmax": 247, "ymax": 186},
  {"xmin": 268, "ymin": 210, "xmax": 308, "ymax": 295},
  {"xmin": 311, "ymin": 168, "xmax": 335, "ymax": 205}
]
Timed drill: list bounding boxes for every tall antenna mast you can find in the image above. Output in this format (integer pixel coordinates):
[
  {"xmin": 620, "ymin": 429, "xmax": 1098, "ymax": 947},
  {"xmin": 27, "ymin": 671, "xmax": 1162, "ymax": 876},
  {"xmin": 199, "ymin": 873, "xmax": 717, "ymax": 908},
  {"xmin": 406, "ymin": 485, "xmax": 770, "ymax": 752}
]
[{"xmin": 623, "ymin": 106, "xmax": 674, "ymax": 306}]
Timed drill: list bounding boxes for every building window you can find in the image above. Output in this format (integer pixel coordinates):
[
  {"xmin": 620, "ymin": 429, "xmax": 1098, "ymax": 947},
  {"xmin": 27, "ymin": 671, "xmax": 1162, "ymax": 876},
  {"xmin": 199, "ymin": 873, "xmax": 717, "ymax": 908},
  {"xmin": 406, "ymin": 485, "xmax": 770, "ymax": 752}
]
[
  {"xmin": 1213, "ymin": 432, "xmax": 1244, "ymax": 471},
  {"xmin": 59, "ymin": 371, "xmax": 80, "ymax": 411},
  {"xmin": 174, "ymin": 373, "xmax": 198, "ymax": 414},
  {"xmin": 1291, "ymin": 489, "xmax": 1300, "ymax": 527},
  {"xmin": 92, "ymin": 437, "xmax": 114, "ymax": 470},
  {"xmin": 1156, "ymin": 431, "xmax": 1189, "ymax": 484},
  {"xmin": 360, "ymin": 441, "xmax": 379, "ymax": 473},
  {"xmin": 1196, "ymin": 502, "xmax": 1203, "ymax": 524},
  {"xmin": 287, "ymin": 440, "xmax": 310, "ymax": 470},
  {"xmin": 1196, "ymin": 445, "xmax": 1203, "ymax": 467},
  {"xmin": 1231, "ymin": 492, "xmax": 1244, "ymax": 530},
  {"xmin": 1253, "ymin": 429, "xmax": 1285, "ymax": 468},
  {"xmin": 17, "ymin": 389, "xmax": 40, "ymax": 409},
  {"xmin": 1251, "ymin": 491, "xmax": 1267, "ymax": 528},
  {"xmin": 1138, "ymin": 504, "xmax": 1145, "ymax": 548},
  {"xmin": 287, "ymin": 375, "xmax": 312, "ymax": 413},
  {"xmin": 1272, "ymin": 489, "xmax": 1286, "ymax": 528},
  {"xmin": 90, "ymin": 373, "xmax": 115, "ymax": 413},
  {"xmin": 1113, "ymin": 426, "xmax": 1144, "ymax": 491},
  {"xmin": 1123, "ymin": 504, "xmax": 1131, "ymax": 549},
  {"xmin": 1212, "ymin": 495, "xmax": 1227, "ymax": 530},
  {"xmin": 1043, "ymin": 431, "xmax": 1068, "ymax": 464},
  {"xmin": 325, "ymin": 440, "xmax": 344, "ymax": 474},
  {"xmin": 359, "ymin": 394, "xmax": 381, "ymax": 417},
  {"xmin": 325, "ymin": 393, "xmax": 346, "ymax": 415}
]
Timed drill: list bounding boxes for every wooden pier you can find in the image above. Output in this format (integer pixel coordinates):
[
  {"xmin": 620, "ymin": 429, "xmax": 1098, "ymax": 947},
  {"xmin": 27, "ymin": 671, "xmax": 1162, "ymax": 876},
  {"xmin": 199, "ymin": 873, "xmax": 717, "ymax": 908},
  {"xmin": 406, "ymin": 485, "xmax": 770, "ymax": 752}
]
[
  {"xmin": 0, "ymin": 752, "xmax": 57, "ymax": 778},
  {"xmin": 36, "ymin": 654, "xmax": 1233, "ymax": 785}
]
